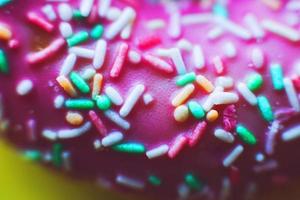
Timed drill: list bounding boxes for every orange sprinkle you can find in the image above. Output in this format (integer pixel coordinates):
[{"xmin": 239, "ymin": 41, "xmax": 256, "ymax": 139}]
[
  {"xmin": 92, "ymin": 73, "xmax": 103, "ymax": 99},
  {"xmin": 206, "ymin": 109, "xmax": 219, "ymax": 122},
  {"xmin": 0, "ymin": 24, "xmax": 12, "ymax": 41},
  {"xmin": 196, "ymin": 75, "xmax": 214, "ymax": 93},
  {"xmin": 56, "ymin": 75, "xmax": 77, "ymax": 97},
  {"xmin": 66, "ymin": 111, "xmax": 84, "ymax": 126},
  {"xmin": 172, "ymin": 84, "xmax": 195, "ymax": 107}
]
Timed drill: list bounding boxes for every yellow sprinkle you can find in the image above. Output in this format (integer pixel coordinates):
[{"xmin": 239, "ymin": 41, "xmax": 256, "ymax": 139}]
[
  {"xmin": 196, "ymin": 75, "xmax": 214, "ymax": 93},
  {"xmin": 206, "ymin": 109, "xmax": 219, "ymax": 122},
  {"xmin": 0, "ymin": 24, "xmax": 12, "ymax": 41},
  {"xmin": 174, "ymin": 105, "xmax": 189, "ymax": 122},
  {"xmin": 172, "ymin": 84, "xmax": 195, "ymax": 107},
  {"xmin": 56, "ymin": 75, "xmax": 77, "ymax": 97},
  {"xmin": 65, "ymin": 111, "xmax": 84, "ymax": 126},
  {"xmin": 92, "ymin": 73, "xmax": 103, "ymax": 99}
]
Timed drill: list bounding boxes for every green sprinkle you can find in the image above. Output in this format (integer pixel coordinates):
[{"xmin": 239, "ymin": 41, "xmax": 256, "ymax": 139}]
[
  {"xmin": 65, "ymin": 99, "xmax": 95, "ymax": 109},
  {"xmin": 0, "ymin": 0, "xmax": 11, "ymax": 7},
  {"xmin": 23, "ymin": 150, "xmax": 42, "ymax": 161},
  {"xmin": 67, "ymin": 31, "xmax": 89, "ymax": 47},
  {"xmin": 257, "ymin": 96, "xmax": 274, "ymax": 122},
  {"xmin": 96, "ymin": 95, "xmax": 111, "ymax": 111},
  {"xmin": 270, "ymin": 63, "xmax": 284, "ymax": 90},
  {"xmin": 176, "ymin": 72, "xmax": 196, "ymax": 86},
  {"xmin": 90, "ymin": 24, "xmax": 104, "ymax": 40},
  {"xmin": 52, "ymin": 143, "xmax": 63, "ymax": 167},
  {"xmin": 0, "ymin": 49, "xmax": 8, "ymax": 74},
  {"xmin": 112, "ymin": 142, "xmax": 145, "ymax": 154},
  {"xmin": 184, "ymin": 173, "xmax": 204, "ymax": 191},
  {"xmin": 246, "ymin": 73, "xmax": 263, "ymax": 91},
  {"xmin": 187, "ymin": 101, "xmax": 205, "ymax": 119},
  {"xmin": 148, "ymin": 175, "xmax": 162, "ymax": 186},
  {"xmin": 236, "ymin": 124, "xmax": 257, "ymax": 145},
  {"xmin": 73, "ymin": 9, "xmax": 85, "ymax": 20},
  {"xmin": 70, "ymin": 72, "xmax": 90, "ymax": 94}
]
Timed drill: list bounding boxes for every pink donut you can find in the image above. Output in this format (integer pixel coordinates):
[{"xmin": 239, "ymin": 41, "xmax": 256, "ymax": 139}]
[{"xmin": 1, "ymin": 0, "xmax": 300, "ymax": 199}]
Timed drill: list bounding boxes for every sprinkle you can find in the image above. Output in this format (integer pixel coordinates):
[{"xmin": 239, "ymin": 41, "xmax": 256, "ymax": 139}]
[
  {"xmin": 206, "ymin": 109, "xmax": 219, "ymax": 122},
  {"xmin": 120, "ymin": 84, "xmax": 145, "ymax": 117},
  {"xmin": 58, "ymin": 3, "xmax": 73, "ymax": 21},
  {"xmin": 146, "ymin": 144, "xmax": 169, "ymax": 159},
  {"xmin": 93, "ymin": 39, "xmax": 107, "ymax": 69},
  {"xmin": 282, "ymin": 125, "xmax": 300, "ymax": 142},
  {"xmin": 236, "ymin": 124, "xmax": 257, "ymax": 145},
  {"xmin": 26, "ymin": 119, "xmax": 36, "ymax": 141},
  {"xmin": 27, "ymin": 12, "xmax": 54, "ymax": 32},
  {"xmin": 265, "ymin": 121, "xmax": 280, "ymax": 155},
  {"xmin": 214, "ymin": 128, "xmax": 234, "ymax": 143},
  {"xmin": 251, "ymin": 48, "xmax": 264, "ymax": 69},
  {"xmin": 69, "ymin": 47, "xmax": 94, "ymax": 59},
  {"xmin": 88, "ymin": 110, "xmax": 107, "ymax": 136},
  {"xmin": 0, "ymin": 23, "xmax": 11, "ymax": 41},
  {"xmin": 257, "ymin": 96, "xmax": 274, "ymax": 122},
  {"xmin": 148, "ymin": 175, "xmax": 162, "ymax": 186},
  {"xmin": 120, "ymin": 22, "xmax": 133, "ymax": 40},
  {"xmin": 65, "ymin": 99, "xmax": 95, "ymax": 109},
  {"xmin": 196, "ymin": 75, "xmax": 214, "ymax": 93},
  {"xmin": 42, "ymin": 130, "xmax": 57, "ymax": 141},
  {"xmin": 244, "ymin": 13, "xmax": 265, "ymax": 39},
  {"xmin": 60, "ymin": 54, "xmax": 77, "ymax": 76},
  {"xmin": 207, "ymin": 27, "xmax": 224, "ymax": 40},
  {"xmin": 143, "ymin": 54, "xmax": 174, "ymax": 74},
  {"xmin": 168, "ymin": 134, "xmax": 188, "ymax": 159},
  {"xmin": 143, "ymin": 93, "xmax": 154, "ymax": 105},
  {"xmin": 98, "ymin": 0, "xmax": 111, "ymax": 17},
  {"xmin": 215, "ymin": 76, "xmax": 234, "ymax": 89},
  {"xmin": 237, "ymin": 82, "xmax": 257, "ymax": 106},
  {"xmin": 90, "ymin": 24, "xmax": 104, "ymax": 40},
  {"xmin": 79, "ymin": 67, "xmax": 96, "ymax": 81},
  {"xmin": 176, "ymin": 39, "xmax": 193, "ymax": 52},
  {"xmin": 212, "ymin": 92, "xmax": 239, "ymax": 105},
  {"xmin": 93, "ymin": 139, "xmax": 102, "ymax": 150},
  {"xmin": 56, "ymin": 75, "xmax": 77, "ymax": 97},
  {"xmin": 106, "ymin": 7, "xmax": 121, "ymax": 21},
  {"xmin": 188, "ymin": 101, "xmax": 205, "ymax": 119},
  {"xmin": 168, "ymin": 12, "xmax": 181, "ymax": 39},
  {"xmin": 223, "ymin": 105, "xmax": 237, "ymax": 131},
  {"xmin": 62, "ymin": 151, "xmax": 71, "ymax": 171},
  {"xmin": 42, "ymin": 4, "xmax": 56, "ymax": 21},
  {"xmin": 176, "ymin": 72, "xmax": 196, "ymax": 87},
  {"xmin": 65, "ymin": 111, "xmax": 84, "ymax": 126},
  {"xmin": 52, "ymin": 143, "xmax": 63, "ymax": 167},
  {"xmin": 283, "ymin": 78, "xmax": 300, "ymax": 112},
  {"xmin": 202, "ymin": 86, "xmax": 224, "ymax": 111},
  {"xmin": 223, "ymin": 42, "xmax": 236, "ymax": 58},
  {"xmin": 185, "ymin": 173, "xmax": 204, "ymax": 190},
  {"xmin": 170, "ymin": 48, "xmax": 187, "ymax": 75},
  {"xmin": 104, "ymin": 110, "xmax": 130, "ymax": 130},
  {"xmin": 212, "ymin": 56, "xmax": 225, "ymax": 75},
  {"xmin": 105, "ymin": 7, "xmax": 136, "ymax": 40},
  {"xmin": 146, "ymin": 19, "xmax": 165, "ymax": 30},
  {"xmin": 72, "ymin": 9, "xmax": 85, "ymax": 20},
  {"xmin": 70, "ymin": 72, "xmax": 90, "ymax": 94},
  {"xmin": 67, "ymin": 31, "xmax": 89, "ymax": 47},
  {"xmin": 255, "ymin": 153, "xmax": 265, "ymax": 162},
  {"xmin": 223, "ymin": 145, "xmax": 244, "ymax": 167},
  {"xmin": 174, "ymin": 105, "xmax": 189, "ymax": 123},
  {"xmin": 105, "ymin": 86, "xmax": 123, "ymax": 106},
  {"xmin": 172, "ymin": 84, "xmax": 195, "ymax": 107},
  {"xmin": 188, "ymin": 121, "xmax": 207, "ymax": 147},
  {"xmin": 54, "ymin": 95, "xmax": 65, "ymax": 109},
  {"xmin": 80, "ymin": 0, "xmax": 94, "ymax": 17},
  {"xmin": 26, "ymin": 38, "xmax": 65, "ymax": 64},
  {"xmin": 102, "ymin": 131, "xmax": 124, "ymax": 147},
  {"xmin": 261, "ymin": 19, "xmax": 300, "ymax": 42},
  {"xmin": 91, "ymin": 73, "xmax": 103, "ymax": 99},
  {"xmin": 181, "ymin": 13, "xmax": 213, "ymax": 25},
  {"xmin": 110, "ymin": 42, "xmax": 129, "ymax": 78},
  {"xmin": 116, "ymin": 175, "xmax": 145, "ymax": 190},
  {"xmin": 0, "ymin": 49, "xmax": 8, "ymax": 73},
  {"xmin": 23, "ymin": 150, "xmax": 42, "ymax": 161},
  {"xmin": 16, "ymin": 79, "xmax": 33, "ymax": 96},
  {"xmin": 96, "ymin": 95, "xmax": 111, "ymax": 111},
  {"xmin": 57, "ymin": 122, "xmax": 91, "ymax": 139},
  {"xmin": 247, "ymin": 73, "xmax": 263, "ymax": 91},
  {"xmin": 128, "ymin": 50, "xmax": 141, "ymax": 64},
  {"xmin": 136, "ymin": 34, "xmax": 161, "ymax": 49},
  {"xmin": 112, "ymin": 142, "xmax": 145, "ymax": 154},
  {"xmin": 59, "ymin": 22, "xmax": 73, "ymax": 38}
]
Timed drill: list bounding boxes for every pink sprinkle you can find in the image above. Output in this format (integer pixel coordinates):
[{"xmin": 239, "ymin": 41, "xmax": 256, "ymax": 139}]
[
  {"xmin": 110, "ymin": 42, "xmax": 129, "ymax": 78},
  {"xmin": 188, "ymin": 121, "xmax": 207, "ymax": 147},
  {"xmin": 8, "ymin": 39, "xmax": 19, "ymax": 49},
  {"xmin": 27, "ymin": 12, "xmax": 54, "ymax": 32},
  {"xmin": 143, "ymin": 54, "xmax": 174, "ymax": 74},
  {"xmin": 137, "ymin": 34, "xmax": 161, "ymax": 49},
  {"xmin": 26, "ymin": 38, "xmax": 66, "ymax": 65},
  {"xmin": 26, "ymin": 119, "xmax": 36, "ymax": 141},
  {"xmin": 168, "ymin": 134, "xmax": 188, "ymax": 159},
  {"xmin": 89, "ymin": 110, "xmax": 108, "ymax": 137},
  {"xmin": 213, "ymin": 56, "xmax": 226, "ymax": 75},
  {"xmin": 223, "ymin": 105, "xmax": 237, "ymax": 132}
]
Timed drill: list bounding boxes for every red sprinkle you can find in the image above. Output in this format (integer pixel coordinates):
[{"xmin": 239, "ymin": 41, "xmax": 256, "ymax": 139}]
[
  {"xmin": 292, "ymin": 75, "xmax": 300, "ymax": 90},
  {"xmin": 137, "ymin": 34, "xmax": 161, "ymax": 49},
  {"xmin": 223, "ymin": 105, "xmax": 237, "ymax": 132},
  {"xmin": 88, "ymin": 110, "xmax": 108, "ymax": 137},
  {"xmin": 110, "ymin": 42, "xmax": 129, "ymax": 78},
  {"xmin": 143, "ymin": 54, "xmax": 174, "ymax": 74},
  {"xmin": 168, "ymin": 134, "xmax": 188, "ymax": 159},
  {"xmin": 188, "ymin": 121, "xmax": 207, "ymax": 147},
  {"xmin": 27, "ymin": 12, "xmax": 54, "ymax": 32}
]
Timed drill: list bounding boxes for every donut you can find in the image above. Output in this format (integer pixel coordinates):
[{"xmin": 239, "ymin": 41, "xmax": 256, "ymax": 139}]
[{"xmin": 1, "ymin": 0, "xmax": 300, "ymax": 199}]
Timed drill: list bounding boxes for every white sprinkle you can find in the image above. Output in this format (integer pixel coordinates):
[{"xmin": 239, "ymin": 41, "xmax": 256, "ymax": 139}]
[
  {"xmin": 213, "ymin": 56, "xmax": 224, "ymax": 74},
  {"xmin": 293, "ymin": 60, "xmax": 300, "ymax": 76},
  {"xmin": 128, "ymin": 50, "xmax": 141, "ymax": 64},
  {"xmin": 104, "ymin": 110, "xmax": 130, "ymax": 130},
  {"xmin": 202, "ymin": 86, "xmax": 224, "ymax": 111},
  {"xmin": 181, "ymin": 13, "xmax": 213, "ymax": 25},
  {"xmin": 176, "ymin": 39, "xmax": 193, "ymax": 52},
  {"xmin": 214, "ymin": 129, "xmax": 235, "ymax": 143},
  {"xmin": 146, "ymin": 144, "xmax": 169, "ymax": 159},
  {"xmin": 42, "ymin": 129, "xmax": 57, "ymax": 140},
  {"xmin": 16, "ymin": 79, "xmax": 33, "ymax": 96},
  {"xmin": 265, "ymin": 121, "xmax": 280, "ymax": 155},
  {"xmin": 120, "ymin": 22, "xmax": 133, "ymax": 40},
  {"xmin": 286, "ymin": 1, "xmax": 300, "ymax": 11},
  {"xmin": 80, "ymin": 67, "xmax": 96, "ymax": 80},
  {"xmin": 93, "ymin": 39, "xmax": 107, "ymax": 69},
  {"xmin": 98, "ymin": 0, "xmax": 111, "ymax": 17},
  {"xmin": 283, "ymin": 78, "xmax": 300, "ymax": 112},
  {"xmin": 58, "ymin": 122, "xmax": 91, "ymax": 139},
  {"xmin": 80, "ymin": 0, "xmax": 94, "ymax": 17},
  {"xmin": 261, "ymin": 19, "xmax": 300, "ymax": 42},
  {"xmin": 168, "ymin": 12, "xmax": 181, "ymax": 39},
  {"xmin": 105, "ymin": 86, "xmax": 123, "ymax": 106},
  {"xmin": 146, "ymin": 19, "xmax": 165, "ymax": 30},
  {"xmin": 251, "ymin": 48, "xmax": 264, "ymax": 69},
  {"xmin": 192, "ymin": 45, "xmax": 205, "ymax": 70},
  {"xmin": 116, "ymin": 175, "xmax": 145, "ymax": 190},
  {"xmin": 154, "ymin": 48, "xmax": 172, "ymax": 57},
  {"xmin": 223, "ymin": 145, "xmax": 244, "ymax": 167},
  {"xmin": 59, "ymin": 22, "xmax": 73, "ymax": 38},
  {"xmin": 170, "ymin": 48, "xmax": 187, "ymax": 75},
  {"xmin": 244, "ymin": 13, "xmax": 265, "ymax": 39},
  {"xmin": 106, "ymin": 7, "xmax": 121, "ymax": 21},
  {"xmin": 207, "ymin": 27, "xmax": 224, "ymax": 40},
  {"xmin": 282, "ymin": 125, "xmax": 300, "ymax": 142},
  {"xmin": 223, "ymin": 42, "xmax": 236, "ymax": 58},
  {"xmin": 237, "ymin": 82, "xmax": 257, "ymax": 106},
  {"xmin": 54, "ymin": 95, "xmax": 65, "ymax": 109},
  {"xmin": 105, "ymin": 7, "xmax": 136, "ymax": 40},
  {"xmin": 58, "ymin": 3, "xmax": 73, "ymax": 21},
  {"xmin": 102, "ymin": 131, "xmax": 124, "ymax": 147},
  {"xmin": 60, "ymin": 53, "xmax": 77, "ymax": 76},
  {"xmin": 41, "ymin": 4, "xmax": 56, "ymax": 21},
  {"xmin": 69, "ymin": 47, "xmax": 94, "ymax": 59},
  {"xmin": 215, "ymin": 76, "xmax": 234, "ymax": 89},
  {"xmin": 143, "ymin": 93, "xmax": 154, "ymax": 105},
  {"xmin": 212, "ymin": 92, "xmax": 239, "ymax": 105},
  {"xmin": 283, "ymin": 13, "xmax": 299, "ymax": 26},
  {"xmin": 120, "ymin": 84, "xmax": 145, "ymax": 117},
  {"xmin": 255, "ymin": 153, "xmax": 265, "ymax": 162},
  {"xmin": 93, "ymin": 139, "xmax": 102, "ymax": 150}
]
